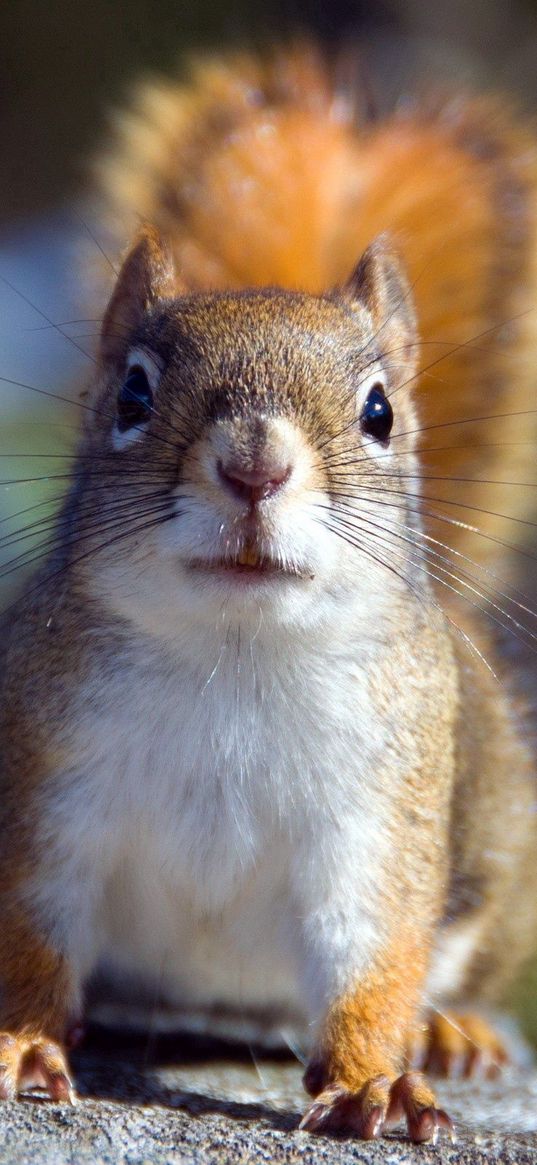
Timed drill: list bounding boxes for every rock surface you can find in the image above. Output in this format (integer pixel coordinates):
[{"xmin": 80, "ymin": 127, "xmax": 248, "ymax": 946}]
[{"xmin": 2, "ymin": 1028, "xmax": 537, "ymax": 1164}]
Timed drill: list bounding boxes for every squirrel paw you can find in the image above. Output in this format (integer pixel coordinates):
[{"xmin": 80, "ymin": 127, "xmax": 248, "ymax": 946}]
[
  {"xmin": 299, "ymin": 1071, "xmax": 454, "ymax": 1143},
  {"xmin": 410, "ymin": 1011, "xmax": 508, "ymax": 1079},
  {"xmin": 0, "ymin": 1032, "xmax": 74, "ymax": 1102}
]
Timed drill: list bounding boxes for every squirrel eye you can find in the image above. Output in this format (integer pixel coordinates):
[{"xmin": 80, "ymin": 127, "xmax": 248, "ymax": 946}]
[
  {"xmin": 360, "ymin": 383, "xmax": 393, "ymax": 443},
  {"xmin": 116, "ymin": 366, "xmax": 154, "ymax": 432}
]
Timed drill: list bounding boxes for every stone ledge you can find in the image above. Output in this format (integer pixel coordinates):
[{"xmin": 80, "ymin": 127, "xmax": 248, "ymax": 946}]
[{"xmin": 1, "ymin": 1030, "xmax": 537, "ymax": 1164}]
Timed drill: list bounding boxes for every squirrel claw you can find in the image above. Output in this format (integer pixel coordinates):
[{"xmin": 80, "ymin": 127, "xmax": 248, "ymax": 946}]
[
  {"xmin": 0, "ymin": 1032, "xmax": 74, "ymax": 1103},
  {"xmin": 299, "ymin": 1076, "xmax": 390, "ymax": 1138},
  {"xmin": 406, "ymin": 1105, "xmax": 455, "ymax": 1144},
  {"xmin": 386, "ymin": 1072, "xmax": 456, "ymax": 1143}
]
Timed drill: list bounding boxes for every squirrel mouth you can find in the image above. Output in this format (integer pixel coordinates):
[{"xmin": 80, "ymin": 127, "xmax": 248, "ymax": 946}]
[{"xmin": 186, "ymin": 542, "xmax": 310, "ymax": 580}]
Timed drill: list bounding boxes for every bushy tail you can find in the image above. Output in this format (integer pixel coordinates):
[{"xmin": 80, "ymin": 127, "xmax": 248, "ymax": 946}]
[{"xmin": 96, "ymin": 43, "xmax": 537, "ymax": 572}]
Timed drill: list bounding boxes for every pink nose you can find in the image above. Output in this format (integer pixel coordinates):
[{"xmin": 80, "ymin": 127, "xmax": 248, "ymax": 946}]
[{"xmin": 217, "ymin": 458, "xmax": 291, "ymax": 503}]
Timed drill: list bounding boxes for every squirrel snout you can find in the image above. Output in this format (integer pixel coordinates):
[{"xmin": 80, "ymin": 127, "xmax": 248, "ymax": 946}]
[{"xmin": 217, "ymin": 458, "xmax": 292, "ymax": 504}]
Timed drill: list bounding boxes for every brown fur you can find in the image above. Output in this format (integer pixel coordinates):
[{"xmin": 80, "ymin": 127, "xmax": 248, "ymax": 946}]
[{"xmin": 306, "ymin": 939, "xmax": 432, "ymax": 1094}]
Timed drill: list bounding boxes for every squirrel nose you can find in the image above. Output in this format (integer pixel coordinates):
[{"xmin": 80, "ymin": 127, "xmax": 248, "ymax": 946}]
[{"xmin": 217, "ymin": 458, "xmax": 291, "ymax": 503}]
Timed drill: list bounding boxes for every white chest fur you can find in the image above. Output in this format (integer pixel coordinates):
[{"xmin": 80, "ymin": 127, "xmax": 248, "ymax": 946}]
[{"xmin": 33, "ymin": 618, "xmax": 392, "ymax": 1022}]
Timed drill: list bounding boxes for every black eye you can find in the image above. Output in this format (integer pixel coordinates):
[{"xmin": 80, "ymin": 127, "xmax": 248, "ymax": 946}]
[
  {"xmin": 360, "ymin": 383, "xmax": 393, "ymax": 443},
  {"xmin": 116, "ymin": 366, "xmax": 153, "ymax": 432}
]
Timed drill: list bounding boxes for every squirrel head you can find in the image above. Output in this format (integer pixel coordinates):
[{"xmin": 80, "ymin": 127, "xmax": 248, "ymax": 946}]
[{"xmin": 74, "ymin": 225, "xmax": 421, "ymax": 638}]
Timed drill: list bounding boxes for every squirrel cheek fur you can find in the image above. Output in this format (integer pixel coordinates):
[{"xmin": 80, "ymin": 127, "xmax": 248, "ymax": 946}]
[{"xmin": 0, "ymin": 45, "xmax": 536, "ymax": 1141}]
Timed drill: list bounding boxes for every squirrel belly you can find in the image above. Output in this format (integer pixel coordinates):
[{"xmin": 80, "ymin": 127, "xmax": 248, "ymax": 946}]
[
  {"xmin": 0, "ymin": 42, "xmax": 536, "ymax": 1140},
  {"xmin": 2, "ymin": 565, "xmax": 457, "ymax": 1029}
]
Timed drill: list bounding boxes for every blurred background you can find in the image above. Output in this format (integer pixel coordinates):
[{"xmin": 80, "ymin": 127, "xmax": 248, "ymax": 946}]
[{"xmin": 1, "ymin": 0, "xmax": 537, "ymax": 1041}]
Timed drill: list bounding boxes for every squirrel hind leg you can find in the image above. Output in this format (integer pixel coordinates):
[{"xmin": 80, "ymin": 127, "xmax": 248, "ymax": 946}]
[{"xmin": 407, "ymin": 1010, "xmax": 509, "ymax": 1080}]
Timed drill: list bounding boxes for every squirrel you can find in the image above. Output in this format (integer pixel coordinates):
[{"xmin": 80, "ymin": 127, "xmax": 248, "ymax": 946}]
[{"xmin": 0, "ymin": 41, "xmax": 536, "ymax": 1142}]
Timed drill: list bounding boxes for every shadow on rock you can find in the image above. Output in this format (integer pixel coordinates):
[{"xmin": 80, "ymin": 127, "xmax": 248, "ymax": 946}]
[{"xmin": 71, "ymin": 1022, "xmax": 301, "ymax": 1132}]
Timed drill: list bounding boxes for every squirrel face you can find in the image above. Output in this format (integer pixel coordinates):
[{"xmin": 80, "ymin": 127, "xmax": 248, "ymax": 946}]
[{"xmin": 72, "ymin": 227, "xmax": 421, "ymax": 637}]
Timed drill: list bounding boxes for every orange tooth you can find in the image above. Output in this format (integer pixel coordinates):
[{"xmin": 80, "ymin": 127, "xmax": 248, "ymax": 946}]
[{"xmin": 238, "ymin": 545, "xmax": 260, "ymax": 567}]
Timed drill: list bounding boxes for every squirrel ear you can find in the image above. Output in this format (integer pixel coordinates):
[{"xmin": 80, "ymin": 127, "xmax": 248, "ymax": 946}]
[
  {"xmin": 341, "ymin": 236, "xmax": 417, "ymax": 362},
  {"xmin": 100, "ymin": 225, "xmax": 178, "ymax": 366}
]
